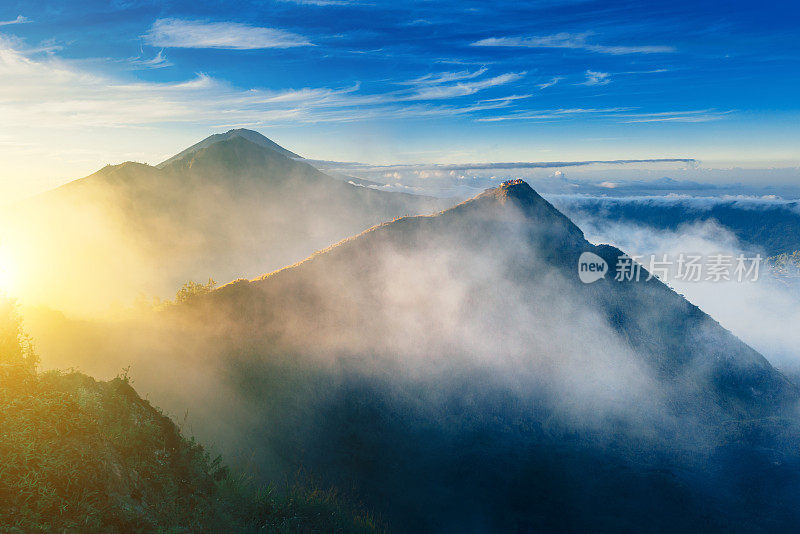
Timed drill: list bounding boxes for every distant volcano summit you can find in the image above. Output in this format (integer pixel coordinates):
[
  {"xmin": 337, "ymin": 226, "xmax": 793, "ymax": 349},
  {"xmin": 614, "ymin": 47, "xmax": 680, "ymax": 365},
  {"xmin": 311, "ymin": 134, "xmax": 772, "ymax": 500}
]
[
  {"xmin": 156, "ymin": 128, "xmax": 302, "ymax": 168},
  {"xmin": 2, "ymin": 130, "xmax": 444, "ymax": 313}
]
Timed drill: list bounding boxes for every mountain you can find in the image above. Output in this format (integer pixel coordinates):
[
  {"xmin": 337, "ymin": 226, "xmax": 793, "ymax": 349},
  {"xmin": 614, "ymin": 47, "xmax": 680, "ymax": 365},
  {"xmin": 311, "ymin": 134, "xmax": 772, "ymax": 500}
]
[
  {"xmin": 195, "ymin": 180, "xmax": 793, "ymax": 415},
  {"xmin": 39, "ymin": 180, "xmax": 800, "ymax": 532},
  {"xmin": 1, "ymin": 130, "xmax": 445, "ymax": 313},
  {"xmin": 155, "ymin": 128, "xmax": 302, "ymax": 168}
]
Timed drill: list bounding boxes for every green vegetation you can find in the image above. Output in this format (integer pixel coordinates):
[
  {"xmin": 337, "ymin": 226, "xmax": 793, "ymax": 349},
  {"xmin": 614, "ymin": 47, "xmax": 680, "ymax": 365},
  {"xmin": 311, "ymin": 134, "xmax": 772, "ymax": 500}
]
[
  {"xmin": 0, "ymin": 297, "xmax": 383, "ymax": 533},
  {"xmin": 174, "ymin": 279, "xmax": 218, "ymax": 304},
  {"xmin": 0, "ymin": 297, "xmax": 38, "ymax": 377}
]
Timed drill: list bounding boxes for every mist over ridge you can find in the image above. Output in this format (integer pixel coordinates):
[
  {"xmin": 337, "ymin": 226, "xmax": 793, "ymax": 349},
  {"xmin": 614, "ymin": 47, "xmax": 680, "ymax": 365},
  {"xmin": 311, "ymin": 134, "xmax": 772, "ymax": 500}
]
[{"xmin": 22, "ymin": 175, "xmax": 800, "ymax": 532}]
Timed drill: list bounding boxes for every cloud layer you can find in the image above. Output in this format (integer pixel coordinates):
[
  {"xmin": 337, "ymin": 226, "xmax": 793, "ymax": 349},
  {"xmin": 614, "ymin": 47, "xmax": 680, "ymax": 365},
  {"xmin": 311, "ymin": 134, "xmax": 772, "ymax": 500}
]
[{"xmin": 0, "ymin": 38, "xmax": 527, "ymax": 129}]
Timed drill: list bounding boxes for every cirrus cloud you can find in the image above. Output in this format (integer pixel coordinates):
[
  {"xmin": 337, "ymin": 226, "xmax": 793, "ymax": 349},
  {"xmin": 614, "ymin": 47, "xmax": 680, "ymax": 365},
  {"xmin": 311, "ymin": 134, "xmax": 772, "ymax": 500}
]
[
  {"xmin": 0, "ymin": 37, "xmax": 519, "ymax": 129},
  {"xmin": 472, "ymin": 32, "xmax": 675, "ymax": 55},
  {"xmin": 581, "ymin": 70, "xmax": 610, "ymax": 86},
  {"xmin": 0, "ymin": 15, "xmax": 30, "ymax": 26},
  {"xmin": 406, "ymin": 72, "xmax": 525, "ymax": 100},
  {"xmin": 144, "ymin": 18, "xmax": 313, "ymax": 49}
]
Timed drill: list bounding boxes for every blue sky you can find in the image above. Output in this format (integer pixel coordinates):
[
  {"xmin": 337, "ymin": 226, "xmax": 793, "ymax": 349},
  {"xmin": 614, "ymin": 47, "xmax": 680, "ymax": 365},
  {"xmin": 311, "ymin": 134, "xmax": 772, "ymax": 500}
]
[{"xmin": 0, "ymin": 0, "xmax": 798, "ymax": 199}]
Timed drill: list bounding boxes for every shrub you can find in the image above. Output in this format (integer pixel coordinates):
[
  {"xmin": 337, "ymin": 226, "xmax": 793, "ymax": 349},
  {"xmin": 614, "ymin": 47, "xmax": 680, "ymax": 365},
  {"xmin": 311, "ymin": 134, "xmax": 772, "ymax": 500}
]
[{"xmin": 174, "ymin": 279, "xmax": 218, "ymax": 304}]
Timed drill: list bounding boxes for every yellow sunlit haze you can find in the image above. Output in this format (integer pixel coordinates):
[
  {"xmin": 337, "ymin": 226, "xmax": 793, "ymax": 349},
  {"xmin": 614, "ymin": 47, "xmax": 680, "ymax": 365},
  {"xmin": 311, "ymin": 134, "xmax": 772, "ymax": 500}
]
[
  {"xmin": 0, "ymin": 187, "xmax": 156, "ymax": 316},
  {"xmin": 0, "ymin": 243, "xmax": 18, "ymax": 296}
]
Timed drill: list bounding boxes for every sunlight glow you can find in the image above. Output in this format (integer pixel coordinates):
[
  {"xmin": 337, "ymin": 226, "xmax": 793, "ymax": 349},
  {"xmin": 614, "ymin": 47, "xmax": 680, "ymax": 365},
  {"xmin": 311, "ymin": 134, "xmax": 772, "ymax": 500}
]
[{"xmin": 0, "ymin": 245, "xmax": 19, "ymax": 296}]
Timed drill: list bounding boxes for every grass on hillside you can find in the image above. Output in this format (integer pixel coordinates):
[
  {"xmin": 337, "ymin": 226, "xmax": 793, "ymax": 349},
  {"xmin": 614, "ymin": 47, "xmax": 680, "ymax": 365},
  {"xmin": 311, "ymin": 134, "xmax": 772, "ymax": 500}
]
[{"xmin": 0, "ymin": 296, "xmax": 383, "ymax": 533}]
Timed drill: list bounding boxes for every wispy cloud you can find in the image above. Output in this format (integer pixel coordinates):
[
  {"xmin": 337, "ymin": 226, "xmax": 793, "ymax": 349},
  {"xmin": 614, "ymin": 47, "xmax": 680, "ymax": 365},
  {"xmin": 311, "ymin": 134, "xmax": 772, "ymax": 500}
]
[
  {"xmin": 0, "ymin": 35, "xmax": 730, "ymax": 141},
  {"xmin": 0, "ymin": 15, "xmax": 30, "ymax": 26},
  {"xmin": 480, "ymin": 94, "xmax": 533, "ymax": 103},
  {"xmin": 406, "ymin": 72, "xmax": 525, "ymax": 100},
  {"xmin": 472, "ymin": 32, "xmax": 675, "ymax": 55},
  {"xmin": 276, "ymin": 0, "xmax": 354, "ymax": 4},
  {"xmin": 402, "ymin": 19, "xmax": 433, "ymax": 27},
  {"xmin": 616, "ymin": 109, "xmax": 734, "ymax": 123},
  {"xmin": 477, "ymin": 107, "xmax": 631, "ymax": 122},
  {"xmin": 537, "ymin": 76, "xmax": 563, "ymax": 89},
  {"xmin": 143, "ymin": 18, "xmax": 313, "ymax": 49},
  {"xmin": 477, "ymin": 107, "xmax": 732, "ymax": 124},
  {"xmin": 616, "ymin": 68, "xmax": 670, "ymax": 75},
  {"xmin": 128, "ymin": 50, "xmax": 171, "ymax": 69},
  {"xmin": 581, "ymin": 70, "xmax": 610, "ymax": 85},
  {"xmin": 0, "ymin": 37, "xmax": 518, "ymax": 129},
  {"xmin": 397, "ymin": 67, "xmax": 488, "ymax": 86}
]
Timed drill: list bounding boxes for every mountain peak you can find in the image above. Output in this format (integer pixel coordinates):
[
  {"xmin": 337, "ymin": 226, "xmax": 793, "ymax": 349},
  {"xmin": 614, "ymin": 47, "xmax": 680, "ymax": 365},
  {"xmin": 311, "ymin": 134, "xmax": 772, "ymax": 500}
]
[
  {"xmin": 156, "ymin": 129, "xmax": 301, "ymax": 169},
  {"xmin": 483, "ymin": 178, "xmax": 539, "ymax": 201},
  {"xmin": 471, "ymin": 179, "xmax": 553, "ymax": 209},
  {"xmin": 455, "ymin": 179, "xmax": 586, "ymax": 243}
]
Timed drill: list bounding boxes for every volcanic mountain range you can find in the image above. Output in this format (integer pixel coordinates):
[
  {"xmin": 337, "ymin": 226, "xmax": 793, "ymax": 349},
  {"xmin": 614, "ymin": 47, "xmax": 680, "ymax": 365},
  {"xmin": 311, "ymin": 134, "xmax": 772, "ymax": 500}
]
[{"xmin": 10, "ymin": 130, "xmax": 800, "ymax": 531}]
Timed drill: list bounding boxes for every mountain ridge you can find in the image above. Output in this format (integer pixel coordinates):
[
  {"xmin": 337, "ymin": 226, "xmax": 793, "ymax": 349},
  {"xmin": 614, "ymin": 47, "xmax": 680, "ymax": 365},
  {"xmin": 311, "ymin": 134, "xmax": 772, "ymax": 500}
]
[
  {"xmin": 194, "ymin": 179, "xmax": 794, "ymax": 415},
  {"xmin": 221, "ymin": 179, "xmax": 586, "ymax": 286},
  {"xmin": 140, "ymin": 178, "xmax": 800, "ymax": 531}
]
